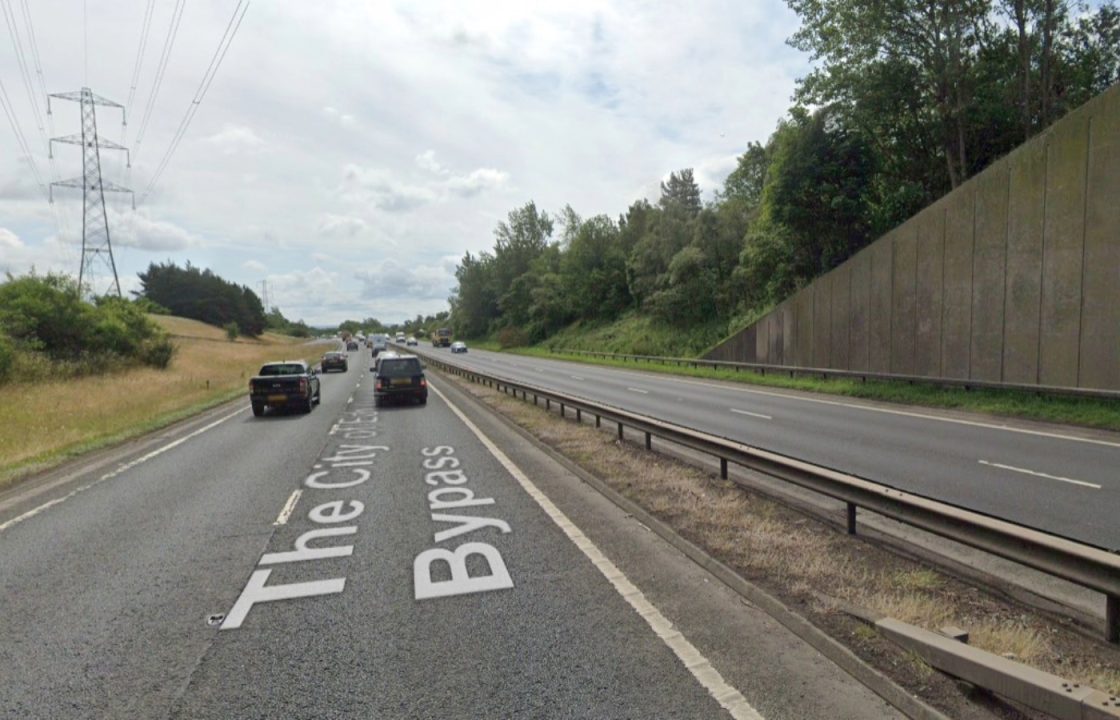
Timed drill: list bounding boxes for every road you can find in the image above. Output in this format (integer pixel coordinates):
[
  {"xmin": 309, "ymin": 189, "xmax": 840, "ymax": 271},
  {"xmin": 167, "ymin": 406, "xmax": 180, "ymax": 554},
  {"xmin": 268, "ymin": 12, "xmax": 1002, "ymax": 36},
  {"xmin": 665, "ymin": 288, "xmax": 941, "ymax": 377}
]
[
  {"xmin": 0, "ymin": 348, "xmax": 901, "ymax": 719},
  {"xmin": 412, "ymin": 346, "xmax": 1120, "ymax": 550}
]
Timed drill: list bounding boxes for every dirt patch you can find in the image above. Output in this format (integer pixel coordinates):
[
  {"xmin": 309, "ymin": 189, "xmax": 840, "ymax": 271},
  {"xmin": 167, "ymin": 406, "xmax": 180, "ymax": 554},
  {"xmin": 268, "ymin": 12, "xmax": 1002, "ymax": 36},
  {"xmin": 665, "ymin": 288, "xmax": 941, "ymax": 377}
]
[{"xmin": 444, "ymin": 372, "xmax": 1120, "ymax": 718}]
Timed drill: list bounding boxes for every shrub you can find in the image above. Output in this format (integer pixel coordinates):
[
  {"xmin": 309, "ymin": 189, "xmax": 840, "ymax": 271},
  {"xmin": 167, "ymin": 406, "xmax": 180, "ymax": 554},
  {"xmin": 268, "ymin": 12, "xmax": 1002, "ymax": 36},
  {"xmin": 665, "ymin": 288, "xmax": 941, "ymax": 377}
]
[
  {"xmin": 497, "ymin": 326, "xmax": 529, "ymax": 349},
  {"xmin": 140, "ymin": 337, "xmax": 177, "ymax": 369},
  {"xmin": 224, "ymin": 322, "xmax": 240, "ymax": 341},
  {"xmin": 0, "ymin": 332, "xmax": 13, "ymax": 382}
]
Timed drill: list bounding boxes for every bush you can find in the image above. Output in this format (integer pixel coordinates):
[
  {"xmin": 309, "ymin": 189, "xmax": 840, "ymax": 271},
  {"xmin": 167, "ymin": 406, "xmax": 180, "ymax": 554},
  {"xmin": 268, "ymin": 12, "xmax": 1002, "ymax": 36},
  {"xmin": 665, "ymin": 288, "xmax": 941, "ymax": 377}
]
[
  {"xmin": 0, "ymin": 332, "xmax": 13, "ymax": 382},
  {"xmin": 140, "ymin": 337, "xmax": 177, "ymax": 369},
  {"xmin": 224, "ymin": 322, "xmax": 239, "ymax": 341},
  {"xmin": 0, "ymin": 272, "xmax": 176, "ymax": 379},
  {"xmin": 497, "ymin": 326, "xmax": 529, "ymax": 349}
]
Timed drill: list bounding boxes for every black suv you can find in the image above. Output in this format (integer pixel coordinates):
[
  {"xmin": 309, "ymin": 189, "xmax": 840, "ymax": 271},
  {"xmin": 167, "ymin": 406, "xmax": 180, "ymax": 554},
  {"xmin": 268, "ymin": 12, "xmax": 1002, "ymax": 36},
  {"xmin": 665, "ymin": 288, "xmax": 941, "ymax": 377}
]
[{"xmin": 373, "ymin": 355, "xmax": 427, "ymax": 406}]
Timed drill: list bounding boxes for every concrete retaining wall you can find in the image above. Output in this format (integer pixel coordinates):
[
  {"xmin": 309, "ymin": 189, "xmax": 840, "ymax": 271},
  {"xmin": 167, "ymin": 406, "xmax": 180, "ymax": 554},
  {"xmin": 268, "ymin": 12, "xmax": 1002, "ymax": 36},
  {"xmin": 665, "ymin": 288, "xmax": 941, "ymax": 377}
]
[{"xmin": 706, "ymin": 82, "xmax": 1120, "ymax": 391}]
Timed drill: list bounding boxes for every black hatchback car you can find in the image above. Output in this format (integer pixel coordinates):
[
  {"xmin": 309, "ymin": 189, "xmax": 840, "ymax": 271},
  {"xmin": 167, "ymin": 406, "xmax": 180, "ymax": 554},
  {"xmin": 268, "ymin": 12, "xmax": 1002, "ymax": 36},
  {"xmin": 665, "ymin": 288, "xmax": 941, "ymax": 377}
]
[
  {"xmin": 321, "ymin": 351, "xmax": 348, "ymax": 372},
  {"xmin": 373, "ymin": 355, "xmax": 427, "ymax": 406}
]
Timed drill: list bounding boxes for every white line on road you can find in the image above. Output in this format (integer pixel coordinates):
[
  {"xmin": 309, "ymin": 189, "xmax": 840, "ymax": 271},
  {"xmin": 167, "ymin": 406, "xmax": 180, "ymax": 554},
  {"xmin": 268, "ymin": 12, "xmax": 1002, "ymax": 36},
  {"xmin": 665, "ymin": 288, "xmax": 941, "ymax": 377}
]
[
  {"xmin": 273, "ymin": 489, "xmax": 303, "ymax": 525},
  {"xmin": 0, "ymin": 406, "xmax": 248, "ymax": 533},
  {"xmin": 730, "ymin": 408, "xmax": 772, "ymax": 420},
  {"xmin": 627, "ymin": 387, "xmax": 649, "ymax": 394},
  {"xmin": 571, "ymin": 375, "xmax": 585, "ymax": 381},
  {"xmin": 978, "ymin": 460, "xmax": 1100, "ymax": 489},
  {"xmin": 429, "ymin": 381, "xmax": 762, "ymax": 720}
]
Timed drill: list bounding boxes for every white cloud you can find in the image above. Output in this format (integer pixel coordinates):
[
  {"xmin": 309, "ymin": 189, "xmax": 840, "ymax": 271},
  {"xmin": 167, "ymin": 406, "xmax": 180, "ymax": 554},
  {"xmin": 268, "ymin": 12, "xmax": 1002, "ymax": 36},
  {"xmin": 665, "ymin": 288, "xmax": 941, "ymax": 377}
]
[
  {"xmin": 323, "ymin": 106, "xmax": 357, "ymax": 126},
  {"xmin": 341, "ymin": 164, "xmax": 437, "ymax": 212},
  {"xmin": 312, "ymin": 252, "xmax": 331, "ymax": 263},
  {"xmin": 0, "ymin": 227, "xmax": 23, "ymax": 249},
  {"xmin": 317, "ymin": 213, "xmax": 369, "ymax": 237},
  {"xmin": 106, "ymin": 211, "xmax": 201, "ymax": 251},
  {"xmin": 416, "ymin": 149, "xmax": 449, "ymax": 175},
  {"xmin": 445, "ymin": 167, "xmax": 509, "ymax": 197},
  {"xmin": 202, "ymin": 124, "xmax": 266, "ymax": 154},
  {"xmin": 354, "ymin": 257, "xmax": 457, "ymax": 301},
  {"xmin": 243, "ymin": 259, "xmax": 267, "ymax": 273}
]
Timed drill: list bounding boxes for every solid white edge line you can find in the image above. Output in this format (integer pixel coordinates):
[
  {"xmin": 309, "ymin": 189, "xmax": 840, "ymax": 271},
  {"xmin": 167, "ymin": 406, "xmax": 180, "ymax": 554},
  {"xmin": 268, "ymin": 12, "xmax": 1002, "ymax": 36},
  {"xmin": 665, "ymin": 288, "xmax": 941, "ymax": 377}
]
[
  {"xmin": 978, "ymin": 460, "xmax": 1101, "ymax": 489},
  {"xmin": 626, "ymin": 387, "xmax": 649, "ymax": 394},
  {"xmin": 274, "ymin": 489, "xmax": 303, "ymax": 525},
  {"xmin": 729, "ymin": 408, "xmax": 772, "ymax": 420},
  {"xmin": 0, "ymin": 406, "xmax": 249, "ymax": 533},
  {"xmin": 428, "ymin": 381, "xmax": 763, "ymax": 720}
]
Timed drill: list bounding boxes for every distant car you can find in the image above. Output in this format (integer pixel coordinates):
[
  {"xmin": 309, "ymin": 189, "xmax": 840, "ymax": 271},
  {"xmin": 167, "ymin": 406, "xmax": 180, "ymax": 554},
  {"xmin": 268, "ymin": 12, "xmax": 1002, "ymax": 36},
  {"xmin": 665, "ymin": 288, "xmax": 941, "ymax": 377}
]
[
  {"xmin": 406, "ymin": 336, "xmax": 418, "ymax": 346},
  {"xmin": 450, "ymin": 341, "xmax": 467, "ymax": 353},
  {"xmin": 370, "ymin": 333, "xmax": 390, "ymax": 357},
  {"xmin": 321, "ymin": 351, "xmax": 348, "ymax": 373},
  {"xmin": 395, "ymin": 333, "xmax": 406, "ymax": 343},
  {"xmin": 346, "ymin": 341, "xmax": 359, "ymax": 351},
  {"xmin": 373, "ymin": 354, "xmax": 427, "ymax": 406}
]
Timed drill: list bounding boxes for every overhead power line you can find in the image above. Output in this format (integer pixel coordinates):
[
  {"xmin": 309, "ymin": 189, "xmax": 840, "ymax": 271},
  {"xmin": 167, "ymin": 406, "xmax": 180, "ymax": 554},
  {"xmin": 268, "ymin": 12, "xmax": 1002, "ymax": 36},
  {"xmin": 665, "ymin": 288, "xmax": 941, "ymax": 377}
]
[
  {"xmin": 0, "ymin": 73, "xmax": 47, "ymax": 198},
  {"xmin": 132, "ymin": 0, "xmax": 186, "ymax": 162},
  {"xmin": 123, "ymin": 0, "xmax": 156, "ymax": 139},
  {"xmin": 141, "ymin": 1, "xmax": 249, "ymax": 203}
]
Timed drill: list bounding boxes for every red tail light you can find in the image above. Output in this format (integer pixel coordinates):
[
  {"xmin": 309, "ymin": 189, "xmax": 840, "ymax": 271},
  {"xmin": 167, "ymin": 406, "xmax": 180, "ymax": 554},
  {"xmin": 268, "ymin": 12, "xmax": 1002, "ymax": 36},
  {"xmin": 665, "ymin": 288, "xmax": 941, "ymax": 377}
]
[
  {"xmin": 419, "ymin": 378, "xmax": 427, "ymax": 387},
  {"xmin": 299, "ymin": 378, "xmax": 308, "ymax": 394}
]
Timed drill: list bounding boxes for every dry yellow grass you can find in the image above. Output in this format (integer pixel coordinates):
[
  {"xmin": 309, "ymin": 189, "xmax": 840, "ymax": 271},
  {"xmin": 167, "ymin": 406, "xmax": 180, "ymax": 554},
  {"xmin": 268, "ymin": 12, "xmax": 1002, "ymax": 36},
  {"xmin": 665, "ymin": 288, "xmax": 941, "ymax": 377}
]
[
  {"xmin": 0, "ymin": 316, "xmax": 329, "ymax": 481},
  {"xmin": 448, "ymin": 371, "xmax": 1120, "ymax": 697}
]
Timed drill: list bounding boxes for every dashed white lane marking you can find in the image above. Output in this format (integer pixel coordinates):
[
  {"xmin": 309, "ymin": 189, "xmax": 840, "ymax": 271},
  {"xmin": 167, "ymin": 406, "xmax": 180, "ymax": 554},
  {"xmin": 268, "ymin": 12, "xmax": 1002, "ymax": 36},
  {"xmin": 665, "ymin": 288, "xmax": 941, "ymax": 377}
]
[
  {"xmin": 730, "ymin": 408, "xmax": 772, "ymax": 420},
  {"xmin": 978, "ymin": 460, "xmax": 1101, "ymax": 489},
  {"xmin": 627, "ymin": 387, "xmax": 649, "ymax": 394},
  {"xmin": 488, "ymin": 355, "xmax": 1120, "ymax": 450},
  {"xmin": 273, "ymin": 489, "xmax": 303, "ymax": 525},
  {"xmin": 0, "ymin": 406, "xmax": 248, "ymax": 533},
  {"xmin": 571, "ymin": 375, "xmax": 585, "ymax": 381},
  {"xmin": 429, "ymin": 382, "xmax": 762, "ymax": 720}
]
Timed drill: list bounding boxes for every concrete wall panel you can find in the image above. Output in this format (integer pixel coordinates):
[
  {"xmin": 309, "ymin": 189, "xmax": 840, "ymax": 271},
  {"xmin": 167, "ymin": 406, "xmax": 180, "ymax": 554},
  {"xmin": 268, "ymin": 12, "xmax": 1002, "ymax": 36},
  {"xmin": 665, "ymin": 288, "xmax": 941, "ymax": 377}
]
[
  {"xmin": 831, "ymin": 263, "xmax": 851, "ymax": 369},
  {"xmin": 1079, "ymin": 89, "xmax": 1120, "ymax": 390},
  {"xmin": 891, "ymin": 225, "xmax": 918, "ymax": 375},
  {"xmin": 813, "ymin": 277, "xmax": 832, "ymax": 367},
  {"xmin": 970, "ymin": 162, "xmax": 1009, "ymax": 381},
  {"xmin": 942, "ymin": 181, "xmax": 975, "ymax": 379},
  {"xmin": 914, "ymin": 205, "xmax": 945, "ymax": 376},
  {"xmin": 869, "ymin": 237, "xmax": 893, "ymax": 372},
  {"xmin": 1003, "ymin": 137, "xmax": 1047, "ymax": 383},
  {"xmin": 848, "ymin": 249, "xmax": 871, "ymax": 372},
  {"xmin": 781, "ymin": 302, "xmax": 793, "ymax": 365},
  {"xmin": 795, "ymin": 288, "xmax": 813, "ymax": 366},
  {"xmin": 1038, "ymin": 111, "xmax": 1088, "ymax": 387}
]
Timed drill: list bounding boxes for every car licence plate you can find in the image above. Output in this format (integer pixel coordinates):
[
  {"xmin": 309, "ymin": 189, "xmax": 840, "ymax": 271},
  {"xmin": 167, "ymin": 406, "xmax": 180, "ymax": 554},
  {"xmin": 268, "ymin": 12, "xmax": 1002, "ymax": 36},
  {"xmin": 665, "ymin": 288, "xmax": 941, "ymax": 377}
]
[
  {"xmin": 268, "ymin": 394, "xmax": 287, "ymax": 403},
  {"xmin": 390, "ymin": 377, "xmax": 412, "ymax": 386}
]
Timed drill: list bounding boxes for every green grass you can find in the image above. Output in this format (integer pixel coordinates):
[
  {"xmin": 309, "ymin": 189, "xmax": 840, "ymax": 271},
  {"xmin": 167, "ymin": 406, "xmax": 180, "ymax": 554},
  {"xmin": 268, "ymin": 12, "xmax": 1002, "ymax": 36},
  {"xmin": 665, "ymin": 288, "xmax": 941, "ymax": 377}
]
[
  {"xmin": 535, "ymin": 313, "xmax": 729, "ymax": 357},
  {"xmin": 491, "ymin": 346, "xmax": 1120, "ymax": 431}
]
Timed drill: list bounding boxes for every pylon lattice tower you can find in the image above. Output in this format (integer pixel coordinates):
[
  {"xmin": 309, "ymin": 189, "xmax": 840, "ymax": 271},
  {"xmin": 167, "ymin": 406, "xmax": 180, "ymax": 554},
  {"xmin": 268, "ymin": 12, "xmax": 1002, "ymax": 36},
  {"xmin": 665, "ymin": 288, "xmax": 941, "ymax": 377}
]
[{"xmin": 48, "ymin": 88, "xmax": 134, "ymax": 299}]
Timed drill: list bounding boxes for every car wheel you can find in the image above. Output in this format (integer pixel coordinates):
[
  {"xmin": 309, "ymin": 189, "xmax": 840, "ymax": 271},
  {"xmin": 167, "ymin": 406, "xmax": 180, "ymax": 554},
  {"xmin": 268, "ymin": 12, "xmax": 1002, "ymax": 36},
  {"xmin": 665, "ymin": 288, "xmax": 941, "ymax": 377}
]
[
  {"xmin": 418, "ymin": 395, "xmax": 427, "ymax": 405},
  {"xmin": 252, "ymin": 402, "xmax": 265, "ymax": 417}
]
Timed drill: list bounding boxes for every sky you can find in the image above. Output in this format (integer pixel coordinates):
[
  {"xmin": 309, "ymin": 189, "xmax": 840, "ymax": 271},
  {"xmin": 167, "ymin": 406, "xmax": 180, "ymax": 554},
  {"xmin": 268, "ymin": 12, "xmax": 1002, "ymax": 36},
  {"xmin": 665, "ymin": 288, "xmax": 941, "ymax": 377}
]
[{"xmin": 0, "ymin": 1, "xmax": 810, "ymax": 326}]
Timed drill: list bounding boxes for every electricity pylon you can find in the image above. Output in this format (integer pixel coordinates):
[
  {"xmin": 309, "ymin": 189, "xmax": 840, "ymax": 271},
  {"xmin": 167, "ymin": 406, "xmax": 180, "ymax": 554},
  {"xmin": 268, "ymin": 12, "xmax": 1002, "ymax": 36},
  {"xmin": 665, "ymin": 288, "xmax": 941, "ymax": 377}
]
[{"xmin": 48, "ymin": 88, "xmax": 134, "ymax": 299}]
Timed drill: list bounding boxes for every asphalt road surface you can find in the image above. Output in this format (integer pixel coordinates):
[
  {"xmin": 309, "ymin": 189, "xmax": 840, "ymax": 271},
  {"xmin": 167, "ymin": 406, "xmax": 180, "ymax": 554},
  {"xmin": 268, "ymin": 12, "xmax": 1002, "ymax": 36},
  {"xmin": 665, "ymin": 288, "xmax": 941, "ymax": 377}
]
[
  {"xmin": 0, "ymin": 349, "xmax": 902, "ymax": 719},
  {"xmin": 413, "ymin": 346, "xmax": 1120, "ymax": 551}
]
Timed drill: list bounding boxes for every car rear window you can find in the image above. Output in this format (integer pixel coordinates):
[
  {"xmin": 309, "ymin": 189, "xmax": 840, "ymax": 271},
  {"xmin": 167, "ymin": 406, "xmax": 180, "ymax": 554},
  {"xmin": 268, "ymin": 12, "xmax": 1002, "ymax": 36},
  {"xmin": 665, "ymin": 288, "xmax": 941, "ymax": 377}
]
[
  {"xmin": 378, "ymin": 358, "xmax": 422, "ymax": 376},
  {"xmin": 259, "ymin": 364, "xmax": 304, "ymax": 376}
]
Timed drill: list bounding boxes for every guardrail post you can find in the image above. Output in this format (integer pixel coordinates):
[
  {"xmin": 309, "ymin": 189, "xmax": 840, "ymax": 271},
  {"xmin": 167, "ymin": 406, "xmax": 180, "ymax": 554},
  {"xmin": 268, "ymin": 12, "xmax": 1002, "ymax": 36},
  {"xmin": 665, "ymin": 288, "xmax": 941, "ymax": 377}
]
[
  {"xmin": 847, "ymin": 503, "xmax": 857, "ymax": 534},
  {"xmin": 595, "ymin": 415, "xmax": 601, "ymax": 428},
  {"xmin": 720, "ymin": 458, "xmax": 728, "ymax": 480},
  {"xmin": 533, "ymin": 394, "xmax": 538, "ymax": 406},
  {"xmin": 617, "ymin": 422, "xmax": 624, "ymax": 440},
  {"xmin": 1108, "ymin": 595, "xmax": 1119, "ymax": 644},
  {"xmin": 576, "ymin": 408, "xmax": 582, "ymax": 422},
  {"xmin": 645, "ymin": 432, "xmax": 652, "ymax": 450},
  {"xmin": 546, "ymin": 399, "xmax": 551, "ymax": 411},
  {"xmin": 560, "ymin": 403, "xmax": 565, "ymax": 418}
]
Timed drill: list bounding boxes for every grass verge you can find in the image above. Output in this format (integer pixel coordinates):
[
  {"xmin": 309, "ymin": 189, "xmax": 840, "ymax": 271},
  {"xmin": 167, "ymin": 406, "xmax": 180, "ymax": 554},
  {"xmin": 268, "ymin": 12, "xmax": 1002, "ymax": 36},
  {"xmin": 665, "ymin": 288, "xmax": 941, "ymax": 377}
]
[
  {"xmin": 496, "ymin": 346, "xmax": 1120, "ymax": 432},
  {"xmin": 0, "ymin": 316, "xmax": 330, "ymax": 488},
  {"xmin": 439, "ymin": 368, "xmax": 1120, "ymax": 710}
]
